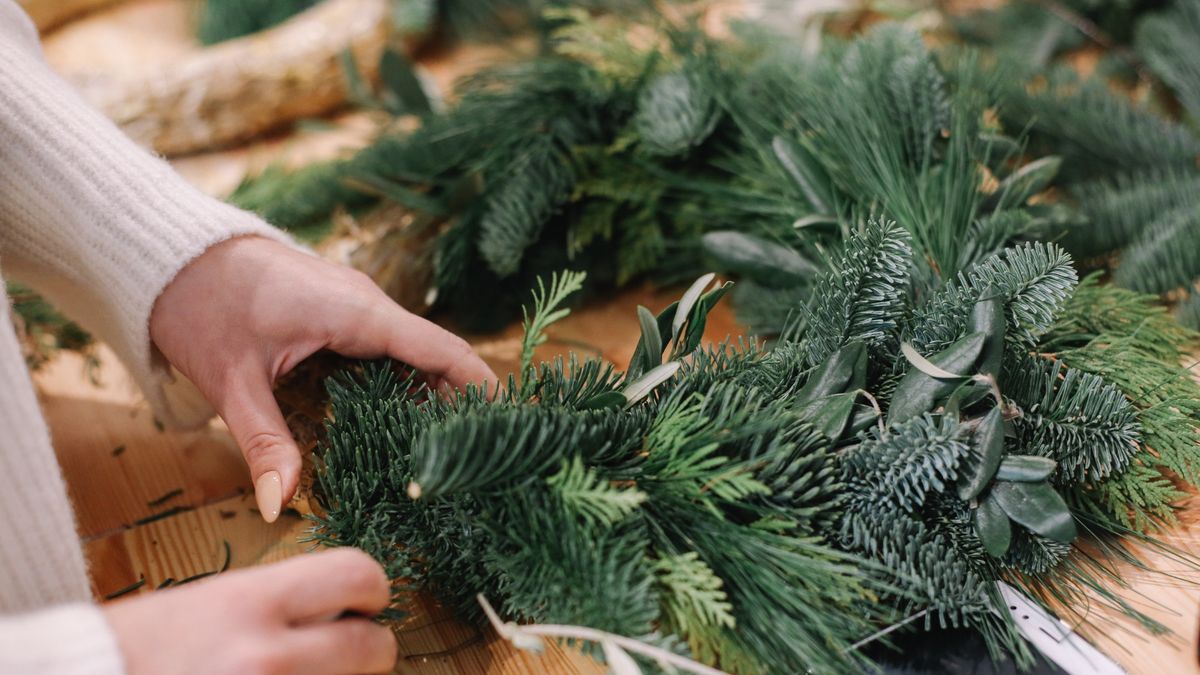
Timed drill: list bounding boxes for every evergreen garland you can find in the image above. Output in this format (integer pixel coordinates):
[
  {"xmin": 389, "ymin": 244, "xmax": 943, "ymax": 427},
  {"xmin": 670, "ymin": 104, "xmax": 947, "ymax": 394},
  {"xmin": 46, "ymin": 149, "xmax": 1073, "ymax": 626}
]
[{"xmin": 310, "ymin": 216, "xmax": 1196, "ymax": 671}]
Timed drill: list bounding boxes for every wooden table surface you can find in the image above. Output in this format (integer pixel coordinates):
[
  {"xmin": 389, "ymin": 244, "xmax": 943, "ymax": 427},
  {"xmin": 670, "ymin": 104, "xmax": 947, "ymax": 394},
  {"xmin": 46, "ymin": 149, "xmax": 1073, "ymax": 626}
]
[{"xmin": 27, "ymin": 1, "xmax": 1200, "ymax": 673}]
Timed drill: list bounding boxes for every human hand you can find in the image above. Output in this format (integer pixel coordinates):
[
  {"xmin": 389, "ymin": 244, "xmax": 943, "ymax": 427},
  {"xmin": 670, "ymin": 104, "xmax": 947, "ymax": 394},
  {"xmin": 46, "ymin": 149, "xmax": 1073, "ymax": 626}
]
[
  {"xmin": 103, "ymin": 548, "xmax": 397, "ymax": 675},
  {"xmin": 150, "ymin": 236, "xmax": 497, "ymax": 522}
]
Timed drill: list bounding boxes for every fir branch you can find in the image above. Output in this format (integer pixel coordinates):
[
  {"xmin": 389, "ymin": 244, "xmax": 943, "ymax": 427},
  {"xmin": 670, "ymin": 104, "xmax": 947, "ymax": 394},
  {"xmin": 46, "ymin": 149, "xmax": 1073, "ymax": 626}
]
[
  {"xmin": 841, "ymin": 414, "xmax": 971, "ymax": 514},
  {"xmin": 801, "ymin": 220, "xmax": 912, "ymax": 366},
  {"xmin": 479, "ymin": 142, "xmax": 576, "ymax": 278},
  {"xmin": 1059, "ymin": 336, "xmax": 1200, "ymax": 521},
  {"xmin": 1112, "ymin": 204, "xmax": 1200, "ymax": 295},
  {"xmin": 1040, "ymin": 272, "xmax": 1197, "ymax": 361},
  {"xmin": 635, "ymin": 67, "xmax": 722, "ymax": 157},
  {"xmin": 1003, "ymin": 356, "xmax": 1141, "ymax": 484},
  {"xmin": 908, "ymin": 242, "xmax": 1077, "ymax": 355},
  {"xmin": 1068, "ymin": 168, "xmax": 1200, "ymax": 258}
]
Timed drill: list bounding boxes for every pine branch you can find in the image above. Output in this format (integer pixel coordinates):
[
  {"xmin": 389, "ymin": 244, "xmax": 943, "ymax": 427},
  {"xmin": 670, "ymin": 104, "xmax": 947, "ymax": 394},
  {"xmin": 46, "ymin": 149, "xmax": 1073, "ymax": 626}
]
[{"xmin": 1136, "ymin": 0, "xmax": 1200, "ymax": 122}]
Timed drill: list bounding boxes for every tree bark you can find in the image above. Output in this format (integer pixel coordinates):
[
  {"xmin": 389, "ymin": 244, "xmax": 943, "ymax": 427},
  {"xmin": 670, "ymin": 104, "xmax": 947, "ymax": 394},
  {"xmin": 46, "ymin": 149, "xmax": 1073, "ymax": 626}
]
[{"xmin": 68, "ymin": 0, "xmax": 390, "ymax": 156}]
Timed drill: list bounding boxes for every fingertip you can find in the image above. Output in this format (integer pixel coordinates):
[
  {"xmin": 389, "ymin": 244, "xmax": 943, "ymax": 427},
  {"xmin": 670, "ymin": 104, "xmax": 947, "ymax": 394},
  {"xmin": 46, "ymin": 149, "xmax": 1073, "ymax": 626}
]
[
  {"xmin": 254, "ymin": 470, "xmax": 283, "ymax": 523},
  {"xmin": 248, "ymin": 443, "xmax": 301, "ymax": 524}
]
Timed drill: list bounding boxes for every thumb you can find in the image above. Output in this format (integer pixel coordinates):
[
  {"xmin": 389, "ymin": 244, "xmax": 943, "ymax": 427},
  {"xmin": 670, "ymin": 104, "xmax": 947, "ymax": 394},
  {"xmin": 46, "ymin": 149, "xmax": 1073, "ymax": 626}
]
[{"xmin": 216, "ymin": 373, "xmax": 302, "ymax": 524}]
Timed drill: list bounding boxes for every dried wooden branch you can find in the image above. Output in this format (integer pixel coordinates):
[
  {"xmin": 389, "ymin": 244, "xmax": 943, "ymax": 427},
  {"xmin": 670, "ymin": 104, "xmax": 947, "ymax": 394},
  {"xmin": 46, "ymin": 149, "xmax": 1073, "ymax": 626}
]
[
  {"xmin": 18, "ymin": 0, "xmax": 126, "ymax": 31},
  {"xmin": 68, "ymin": 0, "xmax": 391, "ymax": 156}
]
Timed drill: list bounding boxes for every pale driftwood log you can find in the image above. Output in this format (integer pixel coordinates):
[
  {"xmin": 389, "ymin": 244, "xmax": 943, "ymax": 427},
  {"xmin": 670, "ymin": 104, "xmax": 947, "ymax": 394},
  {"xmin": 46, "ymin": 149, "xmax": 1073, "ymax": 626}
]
[
  {"xmin": 68, "ymin": 0, "xmax": 391, "ymax": 156},
  {"xmin": 18, "ymin": 0, "xmax": 127, "ymax": 31}
]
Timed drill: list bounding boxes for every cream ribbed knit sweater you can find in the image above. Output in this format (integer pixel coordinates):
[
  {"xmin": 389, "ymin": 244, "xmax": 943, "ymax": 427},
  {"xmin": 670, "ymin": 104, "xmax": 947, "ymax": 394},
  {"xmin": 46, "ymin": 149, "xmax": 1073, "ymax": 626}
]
[{"xmin": 0, "ymin": 3, "xmax": 290, "ymax": 671}]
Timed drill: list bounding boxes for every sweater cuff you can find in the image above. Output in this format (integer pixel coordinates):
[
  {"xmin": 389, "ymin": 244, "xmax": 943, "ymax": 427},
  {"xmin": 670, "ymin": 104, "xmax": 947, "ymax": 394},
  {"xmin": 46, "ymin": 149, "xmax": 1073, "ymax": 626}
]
[
  {"xmin": 0, "ymin": 22, "xmax": 300, "ymax": 428},
  {"xmin": 0, "ymin": 603, "xmax": 125, "ymax": 675}
]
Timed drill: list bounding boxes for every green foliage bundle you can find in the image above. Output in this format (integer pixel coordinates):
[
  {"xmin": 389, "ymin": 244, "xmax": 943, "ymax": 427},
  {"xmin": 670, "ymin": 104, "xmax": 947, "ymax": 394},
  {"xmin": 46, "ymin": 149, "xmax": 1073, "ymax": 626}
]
[
  {"xmin": 959, "ymin": 0, "xmax": 1200, "ymax": 327},
  {"xmin": 234, "ymin": 11, "xmax": 749, "ymax": 329},
  {"xmin": 310, "ymin": 217, "xmax": 1198, "ymax": 671},
  {"xmin": 234, "ymin": 16, "xmax": 1079, "ymax": 334},
  {"xmin": 195, "ymin": 0, "xmax": 660, "ymax": 45}
]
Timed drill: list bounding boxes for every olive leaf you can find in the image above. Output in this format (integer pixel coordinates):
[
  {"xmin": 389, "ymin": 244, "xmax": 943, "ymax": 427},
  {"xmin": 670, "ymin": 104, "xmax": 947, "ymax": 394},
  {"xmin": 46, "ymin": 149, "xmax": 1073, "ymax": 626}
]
[
  {"xmin": 672, "ymin": 273, "xmax": 716, "ymax": 340},
  {"xmin": 943, "ymin": 379, "xmax": 992, "ymax": 416},
  {"xmin": 701, "ymin": 231, "xmax": 817, "ymax": 288},
  {"xmin": 772, "ymin": 135, "xmax": 835, "ymax": 215},
  {"xmin": 991, "ymin": 480, "xmax": 1077, "ymax": 543},
  {"xmin": 627, "ymin": 276, "xmax": 728, "ymax": 377},
  {"xmin": 974, "ymin": 493, "xmax": 1013, "ymax": 558},
  {"xmin": 848, "ymin": 405, "xmax": 881, "ymax": 435},
  {"xmin": 984, "ymin": 156, "xmax": 1062, "ymax": 209},
  {"xmin": 956, "ymin": 407, "xmax": 1005, "ymax": 501},
  {"xmin": 378, "ymin": 48, "xmax": 433, "ymax": 117},
  {"xmin": 967, "ymin": 289, "xmax": 1005, "ymax": 378},
  {"xmin": 888, "ymin": 332, "xmax": 987, "ymax": 424},
  {"xmin": 798, "ymin": 392, "xmax": 859, "ymax": 441},
  {"xmin": 676, "ymin": 281, "xmax": 733, "ymax": 356},
  {"xmin": 577, "ymin": 391, "xmax": 627, "ymax": 411},
  {"xmin": 636, "ymin": 305, "xmax": 663, "ymax": 375},
  {"xmin": 797, "ymin": 341, "xmax": 867, "ymax": 405},
  {"xmin": 622, "ymin": 362, "xmax": 682, "ymax": 407},
  {"xmin": 996, "ymin": 456, "xmax": 1057, "ymax": 482}
]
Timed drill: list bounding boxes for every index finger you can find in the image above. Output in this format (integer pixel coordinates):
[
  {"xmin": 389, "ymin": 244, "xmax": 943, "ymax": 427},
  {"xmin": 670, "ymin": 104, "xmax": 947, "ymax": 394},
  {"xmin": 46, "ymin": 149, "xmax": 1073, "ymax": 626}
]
[
  {"xmin": 335, "ymin": 302, "xmax": 498, "ymax": 394},
  {"xmin": 264, "ymin": 549, "xmax": 393, "ymax": 623}
]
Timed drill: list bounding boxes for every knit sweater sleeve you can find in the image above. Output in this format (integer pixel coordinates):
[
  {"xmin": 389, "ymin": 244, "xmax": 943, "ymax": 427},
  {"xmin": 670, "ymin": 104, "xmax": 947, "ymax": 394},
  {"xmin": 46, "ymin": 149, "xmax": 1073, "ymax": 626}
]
[
  {"xmin": 0, "ymin": 1, "xmax": 294, "ymax": 428},
  {"xmin": 0, "ymin": 604, "xmax": 125, "ymax": 675}
]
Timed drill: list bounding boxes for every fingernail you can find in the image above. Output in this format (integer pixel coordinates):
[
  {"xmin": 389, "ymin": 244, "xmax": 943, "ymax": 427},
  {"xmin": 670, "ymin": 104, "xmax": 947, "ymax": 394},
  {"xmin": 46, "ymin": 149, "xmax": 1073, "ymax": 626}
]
[{"xmin": 255, "ymin": 471, "xmax": 282, "ymax": 523}]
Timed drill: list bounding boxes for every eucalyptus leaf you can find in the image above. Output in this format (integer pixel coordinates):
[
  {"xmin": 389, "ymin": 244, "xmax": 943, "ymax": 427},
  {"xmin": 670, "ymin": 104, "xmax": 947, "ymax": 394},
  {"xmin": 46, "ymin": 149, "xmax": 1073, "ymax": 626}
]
[
  {"xmin": 996, "ymin": 456, "xmax": 1057, "ymax": 482},
  {"xmin": 636, "ymin": 305, "xmax": 663, "ymax": 374},
  {"xmin": 956, "ymin": 407, "xmax": 1004, "ymax": 501},
  {"xmin": 701, "ymin": 231, "xmax": 817, "ymax": 288},
  {"xmin": 888, "ymin": 332, "xmax": 987, "ymax": 424},
  {"xmin": 974, "ymin": 494, "xmax": 1013, "ymax": 558},
  {"xmin": 991, "ymin": 480, "xmax": 1077, "ymax": 543},
  {"xmin": 797, "ymin": 341, "xmax": 866, "ymax": 405}
]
